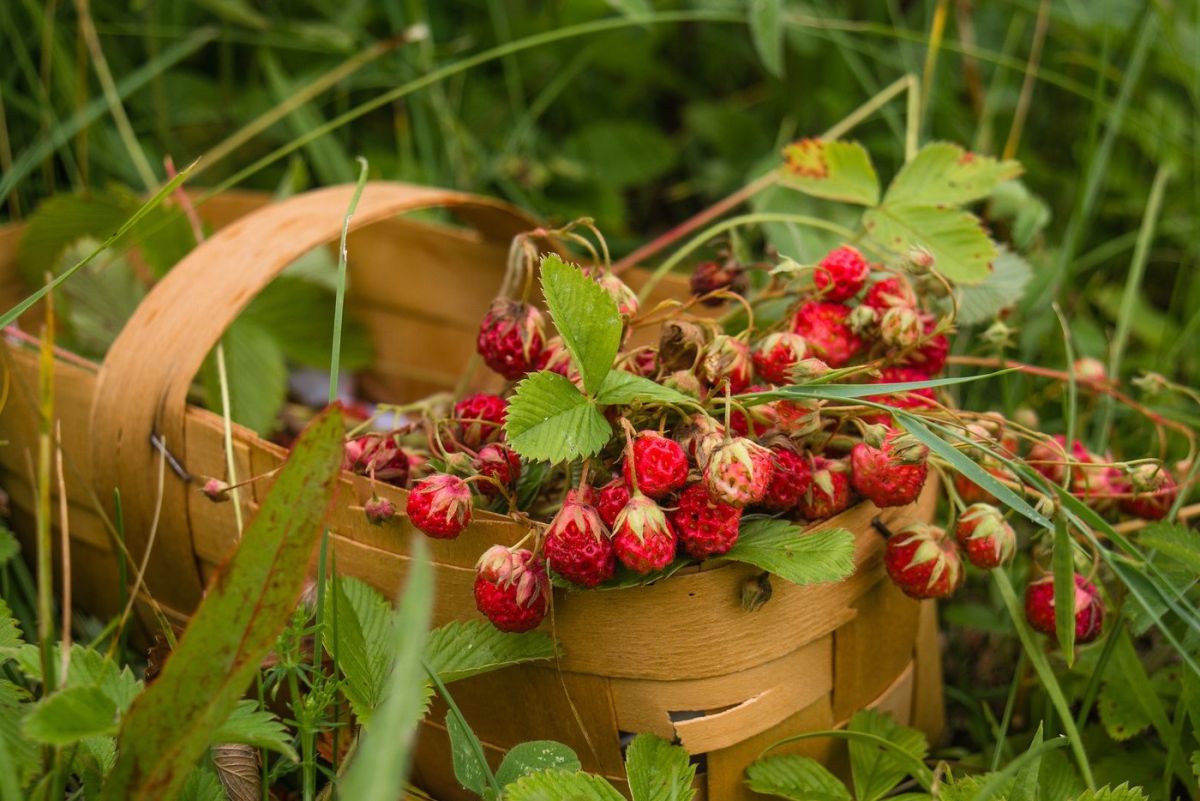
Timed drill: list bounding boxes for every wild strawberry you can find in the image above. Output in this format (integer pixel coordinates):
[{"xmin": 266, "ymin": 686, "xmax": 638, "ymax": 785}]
[
  {"xmin": 895, "ymin": 313, "xmax": 949, "ymax": 374},
  {"xmin": 453, "ymin": 393, "xmax": 507, "ymax": 450},
  {"xmin": 473, "ymin": 444, "xmax": 520, "ymax": 497},
  {"xmin": 792, "ymin": 357, "xmax": 832, "ymax": 381},
  {"xmin": 879, "ymin": 306, "xmax": 923, "ymax": 349},
  {"xmin": 752, "ymin": 332, "xmax": 808, "ymax": 385},
  {"xmin": 670, "ymin": 483, "xmax": 742, "ymax": 559},
  {"xmin": 406, "ymin": 473, "xmax": 472, "ymax": 539},
  {"xmin": 703, "ymin": 437, "xmax": 775, "ymax": 507},
  {"xmin": 690, "ymin": 259, "xmax": 748, "ymax": 305},
  {"xmin": 1024, "ymin": 573, "xmax": 1104, "ymax": 644},
  {"xmin": 700, "ymin": 335, "xmax": 753, "ymax": 394},
  {"xmin": 791, "ymin": 301, "xmax": 862, "ymax": 367},
  {"xmin": 1027, "ymin": 435, "xmax": 1072, "ymax": 484},
  {"xmin": 343, "ymin": 433, "xmax": 409, "ymax": 486},
  {"xmin": 662, "ymin": 370, "xmax": 702, "ymax": 398},
  {"xmin": 363, "ymin": 495, "xmax": 396, "ymax": 525},
  {"xmin": 202, "ymin": 478, "xmax": 230, "ymax": 503},
  {"xmin": 761, "ymin": 446, "xmax": 812, "ymax": 512},
  {"xmin": 885, "ymin": 523, "xmax": 964, "ymax": 599},
  {"xmin": 1069, "ymin": 447, "xmax": 1122, "ymax": 508},
  {"xmin": 953, "ymin": 503, "xmax": 1016, "ymax": 569},
  {"xmin": 1073, "ymin": 356, "xmax": 1108, "ymax": 386},
  {"xmin": 612, "ymin": 494, "xmax": 677, "ymax": 574},
  {"xmin": 1119, "ymin": 463, "xmax": 1178, "ymax": 520},
  {"xmin": 799, "ymin": 456, "xmax": 854, "ymax": 519},
  {"xmin": 739, "ymin": 391, "xmax": 822, "ymax": 438},
  {"xmin": 864, "ymin": 367, "xmax": 937, "ymax": 424},
  {"xmin": 862, "ymin": 276, "xmax": 917, "ymax": 312},
  {"xmin": 676, "ymin": 414, "xmax": 725, "ymax": 468},
  {"xmin": 596, "ymin": 478, "xmax": 631, "ymax": 529},
  {"xmin": 543, "ymin": 490, "xmax": 615, "ymax": 588},
  {"xmin": 850, "ymin": 433, "xmax": 929, "ymax": 508},
  {"xmin": 814, "ymin": 245, "xmax": 869, "ymax": 302},
  {"xmin": 476, "ymin": 298, "xmax": 546, "ymax": 380},
  {"xmin": 952, "ymin": 462, "xmax": 1018, "ymax": 505},
  {"xmin": 474, "ymin": 545, "xmax": 549, "ymax": 633},
  {"xmin": 590, "ymin": 269, "xmax": 639, "ymax": 319},
  {"xmin": 623, "ymin": 431, "xmax": 689, "ymax": 499}
]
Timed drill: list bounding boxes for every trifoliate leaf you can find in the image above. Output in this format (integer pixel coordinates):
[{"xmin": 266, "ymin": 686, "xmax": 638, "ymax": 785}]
[
  {"xmin": 745, "ymin": 754, "xmax": 850, "ymax": 801},
  {"xmin": 211, "ymin": 701, "xmax": 297, "ymax": 760},
  {"xmin": 955, "ymin": 248, "xmax": 1033, "ymax": 325},
  {"xmin": 779, "ymin": 139, "xmax": 880, "ymax": 206},
  {"xmin": 884, "ymin": 142, "xmax": 1022, "ymax": 206},
  {"xmin": 23, "ymin": 685, "xmax": 118, "ymax": 744},
  {"xmin": 323, "ymin": 575, "xmax": 392, "ymax": 724},
  {"xmin": 496, "ymin": 742, "xmax": 582, "ymax": 789},
  {"xmin": 505, "ymin": 371, "xmax": 611, "ymax": 464},
  {"xmin": 594, "ymin": 370, "xmax": 695, "ymax": 407},
  {"xmin": 724, "ymin": 520, "xmax": 855, "ymax": 586},
  {"xmin": 504, "ymin": 770, "xmax": 626, "ymax": 801},
  {"xmin": 863, "ymin": 203, "xmax": 997, "ymax": 284},
  {"xmin": 624, "ymin": 733, "xmax": 695, "ymax": 801},
  {"xmin": 540, "ymin": 255, "xmax": 623, "ymax": 395},
  {"xmin": 425, "ymin": 620, "xmax": 556, "ymax": 683},
  {"xmin": 847, "ymin": 709, "xmax": 928, "ymax": 801},
  {"xmin": 1075, "ymin": 784, "xmax": 1151, "ymax": 801}
]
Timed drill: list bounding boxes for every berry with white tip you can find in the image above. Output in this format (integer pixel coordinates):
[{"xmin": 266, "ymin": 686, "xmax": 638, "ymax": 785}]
[
  {"xmin": 798, "ymin": 456, "xmax": 854, "ymax": 520},
  {"xmin": 612, "ymin": 494, "xmax": 677, "ymax": 574},
  {"xmin": 752, "ymin": 332, "xmax": 808, "ymax": 385},
  {"xmin": 703, "ymin": 437, "xmax": 775, "ymax": 507},
  {"xmin": 1024, "ymin": 573, "xmax": 1104, "ymax": 644},
  {"xmin": 474, "ymin": 545, "xmax": 549, "ymax": 632},
  {"xmin": 850, "ymin": 433, "xmax": 929, "ymax": 508},
  {"xmin": 885, "ymin": 523, "xmax": 964, "ymax": 599},
  {"xmin": 953, "ymin": 503, "xmax": 1016, "ymax": 568},
  {"xmin": 406, "ymin": 473, "xmax": 472, "ymax": 539}
]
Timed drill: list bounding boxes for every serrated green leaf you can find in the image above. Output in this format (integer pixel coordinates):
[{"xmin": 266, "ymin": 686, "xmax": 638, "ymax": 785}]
[
  {"xmin": 0, "ymin": 679, "xmax": 38, "ymax": 788},
  {"xmin": 425, "ymin": 620, "xmax": 556, "ymax": 683},
  {"xmin": 496, "ymin": 742, "xmax": 582, "ymax": 789},
  {"xmin": 594, "ymin": 370, "xmax": 695, "ymax": 407},
  {"xmin": 1038, "ymin": 750, "xmax": 1084, "ymax": 801},
  {"xmin": 201, "ymin": 318, "xmax": 288, "ymax": 436},
  {"xmin": 0, "ymin": 599, "xmax": 22, "ymax": 653},
  {"xmin": 884, "ymin": 142, "xmax": 1022, "ymax": 206},
  {"xmin": 955, "ymin": 248, "xmax": 1033, "ymax": 325},
  {"xmin": 779, "ymin": 140, "xmax": 880, "ymax": 206},
  {"xmin": 1052, "ymin": 517, "xmax": 1076, "ymax": 665},
  {"xmin": 504, "ymin": 770, "xmax": 626, "ymax": 801},
  {"xmin": 337, "ymin": 539, "xmax": 433, "ymax": 801},
  {"xmin": 1075, "ymin": 784, "xmax": 1151, "ymax": 801},
  {"xmin": 324, "ymin": 575, "xmax": 392, "ymax": 724},
  {"xmin": 725, "ymin": 520, "xmax": 855, "ymax": 586},
  {"xmin": 749, "ymin": 0, "xmax": 784, "ymax": 77},
  {"xmin": 179, "ymin": 766, "xmax": 226, "ymax": 801},
  {"xmin": 211, "ymin": 700, "xmax": 297, "ymax": 760},
  {"xmin": 745, "ymin": 754, "xmax": 850, "ymax": 801},
  {"xmin": 539, "ymin": 255, "xmax": 622, "ymax": 395},
  {"xmin": 847, "ymin": 710, "xmax": 928, "ymax": 801},
  {"xmin": 625, "ymin": 733, "xmax": 695, "ymax": 801},
  {"xmin": 1099, "ymin": 676, "xmax": 1151, "ymax": 742},
  {"xmin": 505, "ymin": 371, "xmax": 611, "ymax": 464},
  {"xmin": 864, "ymin": 203, "xmax": 997, "ymax": 284},
  {"xmin": 1138, "ymin": 522, "xmax": 1200, "ymax": 574},
  {"xmin": 1009, "ymin": 724, "xmax": 1043, "ymax": 801},
  {"xmin": 23, "ymin": 685, "xmax": 118, "ymax": 745}
]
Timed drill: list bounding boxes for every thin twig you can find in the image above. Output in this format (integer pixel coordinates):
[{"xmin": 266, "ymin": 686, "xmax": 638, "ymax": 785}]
[{"xmin": 1002, "ymin": 0, "xmax": 1050, "ymax": 160}]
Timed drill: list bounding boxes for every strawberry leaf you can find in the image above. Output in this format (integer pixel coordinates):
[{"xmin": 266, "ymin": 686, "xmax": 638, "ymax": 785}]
[
  {"xmin": 624, "ymin": 733, "xmax": 696, "ymax": 801},
  {"xmin": 594, "ymin": 371, "xmax": 695, "ymax": 407},
  {"xmin": 955, "ymin": 247, "xmax": 1032, "ymax": 325},
  {"xmin": 425, "ymin": 620, "xmax": 556, "ymax": 683},
  {"xmin": 746, "ymin": 754, "xmax": 850, "ymax": 801},
  {"xmin": 505, "ymin": 370, "xmax": 611, "ymax": 464},
  {"xmin": 539, "ymin": 254, "xmax": 622, "ymax": 396},
  {"xmin": 884, "ymin": 142, "xmax": 1023, "ymax": 206},
  {"xmin": 724, "ymin": 520, "xmax": 855, "ymax": 586},
  {"xmin": 778, "ymin": 139, "xmax": 880, "ymax": 206},
  {"xmin": 504, "ymin": 770, "xmax": 626, "ymax": 801},
  {"xmin": 863, "ymin": 203, "xmax": 996, "ymax": 285}
]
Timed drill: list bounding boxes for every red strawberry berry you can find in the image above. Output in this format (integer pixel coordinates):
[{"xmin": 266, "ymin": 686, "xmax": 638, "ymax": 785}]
[
  {"xmin": 885, "ymin": 523, "xmax": 964, "ymax": 599},
  {"xmin": 1024, "ymin": 573, "xmax": 1104, "ymax": 644},
  {"xmin": 363, "ymin": 495, "xmax": 396, "ymax": 525},
  {"xmin": 791, "ymin": 301, "xmax": 862, "ymax": 367},
  {"xmin": 1119, "ymin": 463, "xmax": 1178, "ymax": 520},
  {"xmin": 1027, "ymin": 435, "xmax": 1072, "ymax": 484},
  {"xmin": 343, "ymin": 433, "xmax": 409, "ymax": 486},
  {"xmin": 895, "ymin": 313, "xmax": 949, "ymax": 374},
  {"xmin": 862, "ymin": 276, "xmax": 917, "ymax": 312},
  {"xmin": 863, "ymin": 367, "xmax": 937, "ymax": 424},
  {"xmin": 799, "ymin": 456, "xmax": 854, "ymax": 520},
  {"xmin": 476, "ymin": 298, "xmax": 546, "ymax": 380},
  {"xmin": 952, "ymin": 461, "xmax": 1018, "ymax": 505},
  {"xmin": 953, "ymin": 503, "xmax": 1016, "ymax": 569},
  {"xmin": 703, "ymin": 437, "xmax": 775, "ymax": 507},
  {"xmin": 623, "ymin": 431, "xmax": 688, "ymax": 499},
  {"xmin": 879, "ymin": 306, "xmax": 923, "ymax": 349},
  {"xmin": 474, "ymin": 545, "xmax": 549, "ymax": 633},
  {"xmin": 814, "ymin": 245, "xmax": 870, "ymax": 301},
  {"xmin": 670, "ymin": 484, "xmax": 742, "ymax": 559},
  {"xmin": 596, "ymin": 478, "xmax": 631, "ymax": 529},
  {"xmin": 473, "ymin": 444, "xmax": 521, "ymax": 497},
  {"xmin": 690, "ymin": 259, "xmax": 748, "ymax": 305},
  {"xmin": 612, "ymin": 494, "xmax": 677, "ymax": 574},
  {"xmin": 700, "ymin": 335, "xmax": 753, "ymax": 394},
  {"xmin": 543, "ymin": 490, "xmax": 615, "ymax": 588},
  {"xmin": 850, "ymin": 433, "xmax": 929, "ymax": 508},
  {"xmin": 761, "ymin": 446, "xmax": 812, "ymax": 512},
  {"xmin": 752, "ymin": 332, "xmax": 809, "ymax": 385},
  {"xmin": 406, "ymin": 473, "xmax": 472, "ymax": 539},
  {"xmin": 676, "ymin": 414, "xmax": 725, "ymax": 467},
  {"xmin": 453, "ymin": 393, "xmax": 507, "ymax": 450}
]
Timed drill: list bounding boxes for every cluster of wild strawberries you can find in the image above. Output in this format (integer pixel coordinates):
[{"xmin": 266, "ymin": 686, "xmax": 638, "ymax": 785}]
[{"xmin": 330, "ymin": 244, "xmax": 1176, "ymax": 641}]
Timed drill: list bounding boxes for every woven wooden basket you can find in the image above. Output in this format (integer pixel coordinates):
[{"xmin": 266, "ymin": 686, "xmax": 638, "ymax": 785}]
[{"xmin": 0, "ymin": 183, "xmax": 943, "ymax": 800}]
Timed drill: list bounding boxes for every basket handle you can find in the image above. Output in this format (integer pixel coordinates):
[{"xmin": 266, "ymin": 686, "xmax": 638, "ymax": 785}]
[{"xmin": 90, "ymin": 182, "xmax": 537, "ymax": 615}]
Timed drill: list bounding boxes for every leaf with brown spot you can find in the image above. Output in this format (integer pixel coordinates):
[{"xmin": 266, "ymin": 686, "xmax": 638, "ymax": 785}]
[
  {"xmin": 100, "ymin": 405, "xmax": 345, "ymax": 801},
  {"xmin": 778, "ymin": 139, "xmax": 880, "ymax": 206}
]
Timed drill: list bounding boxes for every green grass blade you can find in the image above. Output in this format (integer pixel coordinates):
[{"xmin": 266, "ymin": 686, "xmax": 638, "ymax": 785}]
[{"xmin": 1051, "ymin": 515, "xmax": 1076, "ymax": 666}]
